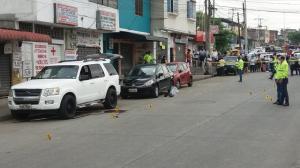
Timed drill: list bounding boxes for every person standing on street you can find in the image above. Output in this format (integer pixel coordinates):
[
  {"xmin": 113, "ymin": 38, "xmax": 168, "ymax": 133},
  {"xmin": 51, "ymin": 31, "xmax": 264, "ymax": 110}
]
[
  {"xmin": 144, "ymin": 51, "xmax": 154, "ymax": 64},
  {"xmin": 217, "ymin": 57, "xmax": 226, "ymax": 76},
  {"xmin": 274, "ymin": 56, "xmax": 289, "ymax": 106},
  {"xmin": 236, "ymin": 56, "xmax": 244, "ymax": 82},
  {"xmin": 185, "ymin": 49, "xmax": 192, "ymax": 66}
]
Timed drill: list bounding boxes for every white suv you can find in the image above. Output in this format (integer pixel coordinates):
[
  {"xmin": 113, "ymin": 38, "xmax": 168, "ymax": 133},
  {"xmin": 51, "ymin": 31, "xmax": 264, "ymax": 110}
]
[{"xmin": 8, "ymin": 59, "xmax": 120, "ymax": 120}]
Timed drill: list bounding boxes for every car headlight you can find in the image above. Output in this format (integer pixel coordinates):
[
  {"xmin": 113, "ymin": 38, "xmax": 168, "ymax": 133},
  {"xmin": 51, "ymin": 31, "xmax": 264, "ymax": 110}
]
[
  {"xmin": 144, "ymin": 79, "xmax": 155, "ymax": 86},
  {"xmin": 43, "ymin": 88, "xmax": 60, "ymax": 97}
]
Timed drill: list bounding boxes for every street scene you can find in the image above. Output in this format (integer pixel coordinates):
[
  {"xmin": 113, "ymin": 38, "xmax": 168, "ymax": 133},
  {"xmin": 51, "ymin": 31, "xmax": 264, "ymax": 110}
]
[{"xmin": 0, "ymin": 0, "xmax": 300, "ymax": 167}]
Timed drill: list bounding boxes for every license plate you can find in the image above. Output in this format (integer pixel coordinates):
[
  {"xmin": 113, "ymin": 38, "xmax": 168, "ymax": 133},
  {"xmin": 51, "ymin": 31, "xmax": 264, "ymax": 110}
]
[
  {"xmin": 128, "ymin": 88, "xmax": 138, "ymax": 93},
  {"xmin": 19, "ymin": 104, "xmax": 32, "ymax": 110}
]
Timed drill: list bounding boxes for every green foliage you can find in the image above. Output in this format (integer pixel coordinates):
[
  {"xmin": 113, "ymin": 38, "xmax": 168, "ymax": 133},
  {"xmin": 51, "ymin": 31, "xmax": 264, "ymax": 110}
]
[
  {"xmin": 215, "ymin": 30, "xmax": 235, "ymax": 54},
  {"xmin": 288, "ymin": 32, "xmax": 300, "ymax": 45}
]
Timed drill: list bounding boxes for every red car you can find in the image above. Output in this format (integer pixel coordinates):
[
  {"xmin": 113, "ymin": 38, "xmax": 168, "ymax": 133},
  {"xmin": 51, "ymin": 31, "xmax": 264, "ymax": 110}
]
[{"xmin": 166, "ymin": 62, "xmax": 193, "ymax": 88}]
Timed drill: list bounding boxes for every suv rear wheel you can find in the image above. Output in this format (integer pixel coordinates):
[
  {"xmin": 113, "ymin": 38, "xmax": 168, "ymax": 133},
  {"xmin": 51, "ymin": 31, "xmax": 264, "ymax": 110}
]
[
  {"xmin": 11, "ymin": 110, "xmax": 30, "ymax": 120},
  {"xmin": 104, "ymin": 88, "xmax": 117, "ymax": 109},
  {"xmin": 59, "ymin": 95, "xmax": 76, "ymax": 119}
]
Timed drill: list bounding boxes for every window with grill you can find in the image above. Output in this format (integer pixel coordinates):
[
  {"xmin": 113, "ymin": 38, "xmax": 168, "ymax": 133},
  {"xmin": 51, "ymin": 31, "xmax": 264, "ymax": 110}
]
[
  {"xmin": 135, "ymin": 0, "xmax": 143, "ymax": 16},
  {"xmin": 88, "ymin": 0, "xmax": 118, "ymax": 9},
  {"xmin": 187, "ymin": 0, "xmax": 196, "ymax": 19},
  {"xmin": 167, "ymin": 0, "xmax": 178, "ymax": 14}
]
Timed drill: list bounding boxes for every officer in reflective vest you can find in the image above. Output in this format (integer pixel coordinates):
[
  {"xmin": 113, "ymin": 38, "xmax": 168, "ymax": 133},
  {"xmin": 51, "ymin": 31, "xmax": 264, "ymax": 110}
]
[
  {"xmin": 235, "ymin": 57, "xmax": 244, "ymax": 82},
  {"xmin": 274, "ymin": 56, "xmax": 289, "ymax": 106}
]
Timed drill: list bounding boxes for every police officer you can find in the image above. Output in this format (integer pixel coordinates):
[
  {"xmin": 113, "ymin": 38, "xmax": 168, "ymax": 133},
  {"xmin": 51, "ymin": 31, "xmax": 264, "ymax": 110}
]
[
  {"xmin": 217, "ymin": 57, "xmax": 226, "ymax": 76},
  {"xmin": 274, "ymin": 56, "xmax": 289, "ymax": 106},
  {"xmin": 144, "ymin": 51, "xmax": 154, "ymax": 64},
  {"xmin": 236, "ymin": 56, "xmax": 244, "ymax": 82}
]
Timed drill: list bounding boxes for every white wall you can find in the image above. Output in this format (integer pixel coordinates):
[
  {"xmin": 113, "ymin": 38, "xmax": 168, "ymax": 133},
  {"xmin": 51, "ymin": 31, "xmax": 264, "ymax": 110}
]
[
  {"xmin": 0, "ymin": 0, "xmax": 35, "ymax": 21},
  {"xmin": 164, "ymin": 0, "xmax": 196, "ymax": 35},
  {"xmin": 0, "ymin": 0, "xmax": 119, "ymax": 30}
]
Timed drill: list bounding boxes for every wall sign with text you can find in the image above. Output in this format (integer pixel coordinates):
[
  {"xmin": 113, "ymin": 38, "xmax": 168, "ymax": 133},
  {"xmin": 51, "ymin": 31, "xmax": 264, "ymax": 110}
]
[{"xmin": 54, "ymin": 3, "xmax": 78, "ymax": 26}]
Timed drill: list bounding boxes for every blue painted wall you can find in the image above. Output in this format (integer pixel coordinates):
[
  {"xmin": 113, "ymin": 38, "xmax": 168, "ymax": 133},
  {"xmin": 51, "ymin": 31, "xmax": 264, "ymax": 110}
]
[{"xmin": 118, "ymin": 0, "xmax": 150, "ymax": 33}]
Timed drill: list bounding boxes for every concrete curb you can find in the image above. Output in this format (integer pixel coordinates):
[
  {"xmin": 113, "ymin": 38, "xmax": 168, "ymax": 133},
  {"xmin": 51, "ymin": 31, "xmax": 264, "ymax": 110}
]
[{"xmin": 192, "ymin": 75, "xmax": 214, "ymax": 82}]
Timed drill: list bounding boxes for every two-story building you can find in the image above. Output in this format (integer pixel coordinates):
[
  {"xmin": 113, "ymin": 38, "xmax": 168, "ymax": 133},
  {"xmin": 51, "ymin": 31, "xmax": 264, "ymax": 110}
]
[
  {"xmin": 0, "ymin": 0, "xmax": 119, "ymax": 96},
  {"xmin": 151, "ymin": 0, "xmax": 197, "ymax": 62}
]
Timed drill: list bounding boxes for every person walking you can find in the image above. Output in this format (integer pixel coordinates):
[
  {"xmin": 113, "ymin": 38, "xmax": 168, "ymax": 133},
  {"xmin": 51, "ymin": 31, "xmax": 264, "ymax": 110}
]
[
  {"xmin": 274, "ymin": 56, "xmax": 289, "ymax": 106},
  {"xmin": 144, "ymin": 51, "xmax": 154, "ymax": 64},
  {"xmin": 269, "ymin": 55, "xmax": 278, "ymax": 80},
  {"xmin": 250, "ymin": 57, "xmax": 256, "ymax": 72},
  {"xmin": 236, "ymin": 56, "xmax": 244, "ymax": 82}
]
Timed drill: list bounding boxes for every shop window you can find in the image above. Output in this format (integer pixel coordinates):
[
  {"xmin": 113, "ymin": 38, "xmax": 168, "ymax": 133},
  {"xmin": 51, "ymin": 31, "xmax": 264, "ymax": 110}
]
[{"xmin": 135, "ymin": 0, "xmax": 143, "ymax": 16}]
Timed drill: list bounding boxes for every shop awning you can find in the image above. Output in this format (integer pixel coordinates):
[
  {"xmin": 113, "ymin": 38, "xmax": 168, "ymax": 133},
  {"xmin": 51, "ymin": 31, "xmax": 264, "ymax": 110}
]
[
  {"xmin": 0, "ymin": 29, "xmax": 52, "ymax": 43},
  {"xmin": 109, "ymin": 31, "xmax": 167, "ymax": 42}
]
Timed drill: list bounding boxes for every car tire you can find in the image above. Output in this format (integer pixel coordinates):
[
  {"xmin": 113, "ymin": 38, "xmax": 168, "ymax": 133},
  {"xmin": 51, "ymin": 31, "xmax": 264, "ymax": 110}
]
[
  {"xmin": 104, "ymin": 88, "xmax": 118, "ymax": 109},
  {"xmin": 11, "ymin": 110, "xmax": 30, "ymax": 120},
  {"xmin": 59, "ymin": 94, "xmax": 77, "ymax": 119},
  {"xmin": 152, "ymin": 85, "xmax": 159, "ymax": 98},
  {"xmin": 188, "ymin": 77, "xmax": 193, "ymax": 87},
  {"xmin": 175, "ymin": 80, "xmax": 181, "ymax": 89}
]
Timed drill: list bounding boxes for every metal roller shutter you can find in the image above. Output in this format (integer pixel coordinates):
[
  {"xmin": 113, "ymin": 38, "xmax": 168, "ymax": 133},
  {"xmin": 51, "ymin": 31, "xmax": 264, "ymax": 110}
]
[{"xmin": 0, "ymin": 55, "xmax": 11, "ymax": 96}]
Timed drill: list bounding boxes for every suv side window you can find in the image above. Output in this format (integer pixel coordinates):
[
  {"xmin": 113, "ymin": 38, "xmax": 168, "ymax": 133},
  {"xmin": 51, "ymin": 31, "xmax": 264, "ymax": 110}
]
[
  {"xmin": 104, "ymin": 63, "xmax": 118, "ymax": 76},
  {"xmin": 89, "ymin": 64, "xmax": 105, "ymax": 78},
  {"xmin": 80, "ymin": 65, "xmax": 92, "ymax": 80}
]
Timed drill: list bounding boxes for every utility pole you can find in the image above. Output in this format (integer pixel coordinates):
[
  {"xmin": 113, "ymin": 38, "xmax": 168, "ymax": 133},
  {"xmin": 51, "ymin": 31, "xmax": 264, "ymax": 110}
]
[
  {"xmin": 237, "ymin": 12, "xmax": 242, "ymax": 49},
  {"xmin": 205, "ymin": 0, "xmax": 211, "ymax": 54},
  {"xmin": 243, "ymin": 0, "xmax": 248, "ymax": 54},
  {"xmin": 255, "ymin": 17, "xmax": 264, "ymax": 46}
]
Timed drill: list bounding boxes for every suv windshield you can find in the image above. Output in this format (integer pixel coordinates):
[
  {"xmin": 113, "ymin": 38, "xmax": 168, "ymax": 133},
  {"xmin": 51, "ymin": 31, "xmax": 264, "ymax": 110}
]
[
  {"xmin": 35, "ymin": 66, "xmax": 79, "ymax": 79},
  {"xmin": 128, "ymin": 66, "xmax": 156, "ymax": 77}
]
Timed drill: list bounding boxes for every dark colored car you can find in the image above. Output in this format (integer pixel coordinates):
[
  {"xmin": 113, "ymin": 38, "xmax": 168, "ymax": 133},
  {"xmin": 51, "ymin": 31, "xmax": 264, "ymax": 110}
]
[
  {"xmin": 224, "ymin": 56, "xmax": 238, "ymax": 75},
  {"xmin": 166, "ymin": 62, "xmax": 193, "ymax": 88},
  {"xmin": 121, "ymin": 64, "xmax": 172, "ymax": 98}
]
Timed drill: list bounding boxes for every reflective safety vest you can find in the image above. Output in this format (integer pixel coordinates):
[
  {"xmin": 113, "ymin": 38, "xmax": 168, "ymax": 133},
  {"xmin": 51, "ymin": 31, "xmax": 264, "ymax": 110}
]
[
  {"xmin": 275, "ymin": 60, "xmax": 289, "ymax": 79},
  {"xmin": 235, "ymin": 59, "xmax": 244, "ymax": 70},
  {"xmin": 218, "ymin": 59, "xmax": 225, "ymax": 67},
  {"xmin": 144, "ymin": 54, "xmax": 154, "ymax": 64}
]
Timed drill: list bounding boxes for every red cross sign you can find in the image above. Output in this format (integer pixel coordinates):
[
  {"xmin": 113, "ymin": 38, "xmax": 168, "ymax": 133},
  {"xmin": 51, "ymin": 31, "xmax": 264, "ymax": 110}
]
[{"xmin": 51, "ymin": 47, "xmax": 56, "ymax": 56}]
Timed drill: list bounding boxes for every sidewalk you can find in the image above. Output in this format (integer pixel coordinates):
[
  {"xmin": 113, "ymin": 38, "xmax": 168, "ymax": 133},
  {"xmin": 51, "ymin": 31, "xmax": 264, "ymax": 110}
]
[{"xmin": 0, "ymin": 98, "xmax": 10, "ymax": 120}]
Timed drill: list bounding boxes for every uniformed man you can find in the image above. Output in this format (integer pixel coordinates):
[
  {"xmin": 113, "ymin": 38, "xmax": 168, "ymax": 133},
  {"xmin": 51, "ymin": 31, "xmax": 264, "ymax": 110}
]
[
  {"xmin": 274, "ymin": 56, "xmax": 289, "ymax": 106},
  {"xmin": 217, "ymin": 57, "xmax": 226, "ymax": 76},
  {"xmin": 236, "ymin": 57, "xmax": 244, "ymax": 82},
  {"xmin": 144, "ymin": 51, "xmax": 154, "ymax": 64}
]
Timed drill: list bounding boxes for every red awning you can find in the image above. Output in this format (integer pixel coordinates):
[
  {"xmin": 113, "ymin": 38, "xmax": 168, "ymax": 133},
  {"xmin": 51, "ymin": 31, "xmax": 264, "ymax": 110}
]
[{"xmin": 0, "ymin": 29, "xmax": 52, "ymax": 43}]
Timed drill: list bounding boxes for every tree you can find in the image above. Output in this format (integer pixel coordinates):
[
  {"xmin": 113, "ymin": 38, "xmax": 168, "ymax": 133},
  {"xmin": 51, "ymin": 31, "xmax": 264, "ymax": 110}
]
[
  {"xmin": 215, "ymin": 30, "xmax": 235, "ymax": 54},
  {"xmin": 288, "ymin": 31, "xmax": 300, "ymax": 45}
]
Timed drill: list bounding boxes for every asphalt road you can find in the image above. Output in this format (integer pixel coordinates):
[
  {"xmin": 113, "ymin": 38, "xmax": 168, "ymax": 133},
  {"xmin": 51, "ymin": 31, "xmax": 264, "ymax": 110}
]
[{"xmin": 0, "ymin": 73, "xmax": 300, "ymax": 168}]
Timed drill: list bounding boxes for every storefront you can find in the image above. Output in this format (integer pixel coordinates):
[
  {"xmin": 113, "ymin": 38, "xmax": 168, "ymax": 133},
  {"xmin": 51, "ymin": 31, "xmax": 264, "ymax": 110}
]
[
  {"xmin": 0, "ymin": 28, "xmax": 51, "ymax": 96},
  {"xmin": 173, "ymin": 34, "xmax": 188, "ymax": 62},
  {"xmin": 104, "ymin": 31, "xmax": 167, "ymax": 75}
]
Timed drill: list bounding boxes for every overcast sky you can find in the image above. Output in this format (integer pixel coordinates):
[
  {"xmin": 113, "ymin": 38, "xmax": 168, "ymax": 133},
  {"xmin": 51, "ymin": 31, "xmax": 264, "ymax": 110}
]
[{"xmin": 196, "ymin": 0, "xmax": 300, "ymax": 31}]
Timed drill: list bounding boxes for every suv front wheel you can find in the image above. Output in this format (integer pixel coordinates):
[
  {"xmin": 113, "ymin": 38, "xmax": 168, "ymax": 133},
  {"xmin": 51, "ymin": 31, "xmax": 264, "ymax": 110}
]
[
  {"xmin": 59, "ymin": 94, "xmax": 76, "ymax": 119},
  {"xmin": 104, "ymin": 88, "xmax": 117, "ymax": 109}
]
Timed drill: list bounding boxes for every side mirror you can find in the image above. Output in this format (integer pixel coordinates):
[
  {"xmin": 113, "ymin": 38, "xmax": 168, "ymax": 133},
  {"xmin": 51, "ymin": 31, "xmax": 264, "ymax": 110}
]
[
  {"xmin": 79, "ymin": 75, "xmax": 90, "ymax": 81},
  {"xmin": 157, "ymin": 73, "xmax": 164, "ymax": 78},
  {"xmin": 30, "ymin": 76, "xmax": 36, "ymax": 80}
]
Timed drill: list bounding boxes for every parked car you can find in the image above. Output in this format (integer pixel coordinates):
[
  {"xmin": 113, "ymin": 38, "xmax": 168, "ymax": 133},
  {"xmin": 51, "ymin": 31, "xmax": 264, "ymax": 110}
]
[
  {"xmin": 8, "ymin": 59, "xmax": 120, "ymax": 120},
  {"xmin": 224, "ymin": 56, "xmax": 238, "ymax": 75},
  {"xmin": 121, "ymin": 64, "xmax": 172, "ymax": 98},
  {"xmin": 166, "ymin": 62, "xmax": 193, "ymax": 88}
]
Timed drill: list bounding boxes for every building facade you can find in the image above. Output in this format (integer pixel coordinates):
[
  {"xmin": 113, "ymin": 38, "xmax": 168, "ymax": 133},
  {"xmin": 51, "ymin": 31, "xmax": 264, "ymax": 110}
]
[
  {"xmin": 151, "ymin": 0, "xmax": 197, "ymax": 62},
  {"xmin": 0, "ymin": 0, "xmax": 119, "ymax": 95}
]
